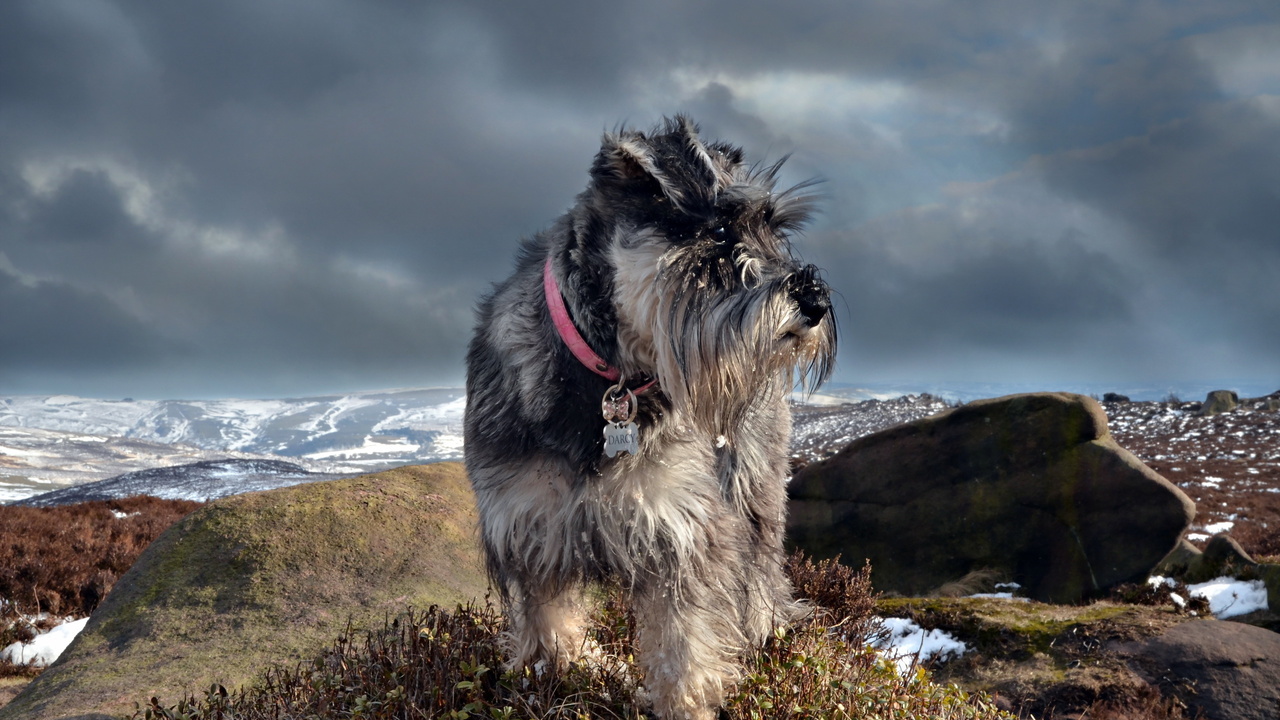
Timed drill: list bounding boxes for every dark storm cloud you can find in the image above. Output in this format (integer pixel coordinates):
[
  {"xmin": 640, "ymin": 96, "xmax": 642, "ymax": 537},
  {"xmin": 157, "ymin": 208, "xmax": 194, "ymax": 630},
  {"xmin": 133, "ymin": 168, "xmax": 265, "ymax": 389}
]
[
  {"xmin": 810, "ymin": 194, "xmax": 1142, "ymax": 382},
  {"xmin": 1037, "ymin": 98, "xmax": 1280, "ymax": 261},
  {"xmin": 27, "ymin": 168, "xmax": 141, "ymax": 245},
  {"xmin": 1031, "ymin": 97, "xmax": 1280, "ymax": 358},
  {"xmin": 0, "ymin": 266, "xmax": 179, "ymax": 371},
  {"xmin": 0, "ymin": 0, "xmax": 1277, "ymax": 397}
]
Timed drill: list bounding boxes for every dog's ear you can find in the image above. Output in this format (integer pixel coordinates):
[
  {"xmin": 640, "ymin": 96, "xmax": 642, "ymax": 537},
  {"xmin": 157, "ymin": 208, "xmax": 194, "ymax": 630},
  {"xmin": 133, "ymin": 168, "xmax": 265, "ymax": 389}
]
[
  {"xmin": 593, "ymin": 131, "xmax": 684, "ymax": 204},
  {"xmin": 593, "ymin": 117, "xmax": 726, "ymax": 211}
]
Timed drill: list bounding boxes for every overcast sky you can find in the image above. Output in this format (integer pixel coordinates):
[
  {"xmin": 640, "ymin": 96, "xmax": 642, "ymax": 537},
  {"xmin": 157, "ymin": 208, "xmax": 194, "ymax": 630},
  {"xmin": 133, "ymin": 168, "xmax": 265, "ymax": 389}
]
[{"xmin": 2, "ymin": 1, "xmax": 1277, "ymax": 400}]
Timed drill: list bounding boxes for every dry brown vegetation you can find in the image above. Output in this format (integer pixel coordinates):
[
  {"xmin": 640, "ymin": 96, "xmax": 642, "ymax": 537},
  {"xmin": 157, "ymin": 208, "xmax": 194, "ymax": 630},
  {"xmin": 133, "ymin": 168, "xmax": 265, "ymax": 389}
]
[
  {"xmin": 0, "ymin": 496, "xmax": 201, "ymax": 670},
  {"xmin": 136, "ymin": 555, "xmax": 1015, "ymax": 720},
  {"xmin": 1107, "ymin": 398, "xmax": 1280, "ymax": 561},
  {"xmin": 131, "ymin": 554, "xmax": 1203, "ymax": 720}
]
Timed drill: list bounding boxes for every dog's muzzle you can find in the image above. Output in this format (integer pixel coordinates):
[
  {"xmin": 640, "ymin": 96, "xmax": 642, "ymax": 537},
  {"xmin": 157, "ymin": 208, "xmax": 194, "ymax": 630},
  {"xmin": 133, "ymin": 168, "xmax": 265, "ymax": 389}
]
[{"xmin": 787, "ymin": 264, "xmax": 832, "ymax": 327}]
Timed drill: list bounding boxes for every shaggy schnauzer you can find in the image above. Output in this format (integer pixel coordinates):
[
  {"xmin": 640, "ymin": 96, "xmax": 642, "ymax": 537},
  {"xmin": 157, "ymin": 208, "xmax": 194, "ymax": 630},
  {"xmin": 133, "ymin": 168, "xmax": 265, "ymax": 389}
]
[{"xmin": 464, "ymin": 116, "xmax": 835, "ymax": 720}]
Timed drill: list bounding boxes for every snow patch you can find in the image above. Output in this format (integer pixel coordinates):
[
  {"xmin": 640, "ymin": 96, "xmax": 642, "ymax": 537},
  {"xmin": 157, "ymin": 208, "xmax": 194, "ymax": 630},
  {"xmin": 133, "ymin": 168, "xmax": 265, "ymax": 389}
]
[
  {"xmin": 1185, "ymin": 576, "xmax": 1269, "ymax": 619},
  {"xmin": 1, "ymin": 617, "xmax": 88, "ymax": 666},
  {"xmin": 1202, "ymin": 520, "xmax": 1235, "ymax": 535},
  {"xmin": 1150, "ymin": 575, "xmax": 1269, "ymax": 618},
  {"xmin": 870, "ymin": 617, "xmax": 968, "ymax": 674}
]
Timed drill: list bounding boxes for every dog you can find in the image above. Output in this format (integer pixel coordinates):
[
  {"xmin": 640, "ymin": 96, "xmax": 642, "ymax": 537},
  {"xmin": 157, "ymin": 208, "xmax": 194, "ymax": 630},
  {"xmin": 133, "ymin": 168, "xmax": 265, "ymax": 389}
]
[{"xmin": 464, "ymin": 116, "xmax": 835, "ymax": 720}]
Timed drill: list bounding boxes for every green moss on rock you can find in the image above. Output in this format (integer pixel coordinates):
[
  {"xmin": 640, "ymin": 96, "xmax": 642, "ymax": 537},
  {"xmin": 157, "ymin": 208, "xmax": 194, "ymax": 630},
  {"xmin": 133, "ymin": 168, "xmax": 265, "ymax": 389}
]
[
  {"xmin": 876, "ymin": 596, "xmax": 1192, "ymax": 714},
  {"xmin": 0, "ymin": 463, "xmax": 488, "ymax": 720}
]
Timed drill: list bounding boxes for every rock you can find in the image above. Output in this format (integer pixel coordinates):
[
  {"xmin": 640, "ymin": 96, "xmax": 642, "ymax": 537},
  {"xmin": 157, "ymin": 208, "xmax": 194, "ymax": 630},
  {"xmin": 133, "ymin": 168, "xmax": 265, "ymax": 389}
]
[
  {"xmin": 0, "ymin": 463, "xmax": 488, "ymax": 720},
  {"xmin": 1259, "ymin": 564, "xmax": 1280, "ymax": 618},
  {"xmin": 787, "ymin": 393, "xmax": 1195, "ymax": 603},
  {"xmin": 1154, "ymin": 538, "xmax": 1202, "ymax": 577},
  {"xmin": 1185, "ymin": 534, "xmax": 1257, "ymax": 584},
  {"xmin": 1102, "ymin": 392, "xmax": 1130, "ymax": 403},
  {"xmin": 1199, "ymin": 390, "xmax": 1239, "ymax": 416},
  {"xmin": 1112, "ymin": 620, "xmax": 1280, "ymax": 720},
  {"xmin": 1154, "ymin": 538, "xmax": 1280, "ymax": 632}
]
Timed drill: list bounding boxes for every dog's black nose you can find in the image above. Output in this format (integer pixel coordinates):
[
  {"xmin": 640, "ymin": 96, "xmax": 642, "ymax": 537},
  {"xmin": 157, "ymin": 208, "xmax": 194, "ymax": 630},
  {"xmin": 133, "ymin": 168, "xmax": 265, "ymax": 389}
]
[{"xmin": 790, "ymin": 265, "xmax": 831, "ymax": 327}]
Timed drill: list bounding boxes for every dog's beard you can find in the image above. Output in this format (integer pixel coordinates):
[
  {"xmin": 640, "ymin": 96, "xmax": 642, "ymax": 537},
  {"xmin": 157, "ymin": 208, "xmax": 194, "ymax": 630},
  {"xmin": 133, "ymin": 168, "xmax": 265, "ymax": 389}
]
[{"xmin": 611, "ymin": 238, "xmax": 836, "ymax": 437}]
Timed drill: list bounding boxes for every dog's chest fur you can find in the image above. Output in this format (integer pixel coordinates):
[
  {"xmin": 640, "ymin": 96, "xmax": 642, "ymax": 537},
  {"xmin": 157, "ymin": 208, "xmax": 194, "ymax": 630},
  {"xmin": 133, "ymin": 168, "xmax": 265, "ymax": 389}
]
[{"xmin": 478, "ymin": 405, "xmax": 786, "ymax": 584}]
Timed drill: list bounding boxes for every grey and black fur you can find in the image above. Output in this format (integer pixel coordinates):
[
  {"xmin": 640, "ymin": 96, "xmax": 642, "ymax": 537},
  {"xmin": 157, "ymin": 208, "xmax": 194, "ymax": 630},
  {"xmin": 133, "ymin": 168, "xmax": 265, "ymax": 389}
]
[{"xmin": 464, "ymin": 116, "xmax": 835, "ymax": 720}]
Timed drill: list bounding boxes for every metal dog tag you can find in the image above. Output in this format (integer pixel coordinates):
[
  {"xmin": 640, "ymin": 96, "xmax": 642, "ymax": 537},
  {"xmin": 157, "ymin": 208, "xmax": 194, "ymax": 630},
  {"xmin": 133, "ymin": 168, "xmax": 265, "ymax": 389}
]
[
  {"xmin": 603, "ymin": 421, "xmax": 640, "ymax": 457},
  {"xmin": 601, "ymin": 382, "xmax": 640, "ymax": 457}
]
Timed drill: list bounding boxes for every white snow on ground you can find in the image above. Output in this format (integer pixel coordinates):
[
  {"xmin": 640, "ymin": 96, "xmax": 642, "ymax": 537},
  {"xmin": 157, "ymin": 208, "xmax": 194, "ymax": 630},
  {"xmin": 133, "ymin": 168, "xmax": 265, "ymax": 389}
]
[
  {"xmin": 967, "ymin": 582, "xmax": 1030, "ymax": 601},
  {"xmin": 429, "ymin": 431, "xmax": 466, "ymax": 458},
  {"xmin": 1185, "ymin": 576, "xmax": 1270, "ymax": 619},
  {"xmin": 0, "ymin": 617, "xmax": 88, "ymax": 666},
  {"xmin": 303, "ymin": 434, "xmax": 419, "ymax": 460},
  {"xmin": 1147, "ymin": 576, "xmax": 1189, "ymax": 608},
  {"xmin": 870, "ymin": 617, "xmax": 968, "ymax": 674},
  {"xmin": 374, "ymin": 395, "xmax": 466, "ymax": 429},
  {"xmin": 1149, "ymin": 575, "xmax": 1269, "ymax": 618},
  {"xmin": 967, "ymin": 592, "xmax": 1030, "ymax": 601}
]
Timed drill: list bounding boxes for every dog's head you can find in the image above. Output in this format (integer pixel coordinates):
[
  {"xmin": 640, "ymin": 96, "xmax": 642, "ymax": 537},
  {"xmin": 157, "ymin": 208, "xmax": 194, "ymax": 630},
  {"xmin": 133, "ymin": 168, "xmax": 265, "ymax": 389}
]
[{"xmin": 571, "ymin": 116, "xmax": 836, "ymax": 429}]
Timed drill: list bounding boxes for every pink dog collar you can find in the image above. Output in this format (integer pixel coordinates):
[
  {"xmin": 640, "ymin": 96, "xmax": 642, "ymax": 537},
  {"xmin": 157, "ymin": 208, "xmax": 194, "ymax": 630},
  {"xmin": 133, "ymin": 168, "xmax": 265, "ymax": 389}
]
[
  {"xmin": 544, "ymin": 257, "xmax": 619, "ymax": 381},
  {"xmin": 544, "ymin": 257, "xmax": 658, "ymax": 394}
]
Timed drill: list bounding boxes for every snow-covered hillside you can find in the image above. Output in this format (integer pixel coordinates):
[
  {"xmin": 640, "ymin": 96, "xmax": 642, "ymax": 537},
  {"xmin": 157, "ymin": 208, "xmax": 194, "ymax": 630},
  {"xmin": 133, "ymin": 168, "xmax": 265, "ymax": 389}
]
[
  {"xmin": 1, "ymin": 388, "xmax": 465, "ymax": 464},
  {"xmin": 12, "ymin": 458, "xmax": 352, "ymax": 507},
  {"xmin": 0, "ymin": 425, "xmax": 315, "ymax": 503}
]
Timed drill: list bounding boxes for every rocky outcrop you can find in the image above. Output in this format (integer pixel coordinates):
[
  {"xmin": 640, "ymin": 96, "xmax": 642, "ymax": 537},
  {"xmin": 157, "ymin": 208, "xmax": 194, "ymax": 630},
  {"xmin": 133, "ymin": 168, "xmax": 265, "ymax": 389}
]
[
  {"xmin": 788, "ymin": 393, "xmax": 1195, "ymax": 603},
  {"xmin": 1200, "ymin": 390, "xmax": 1240, "ymax": 416},
  {"xmin": 1112, "ymin": 620, "xmax": 1280, "ymax": 720},
  {"xmin": 0, "ymin": 463, "xmax": 488, "ymax": 720},
  {"xmin": 1157, "ymin": 535, "xmax": 1280, "ymax": 619}
]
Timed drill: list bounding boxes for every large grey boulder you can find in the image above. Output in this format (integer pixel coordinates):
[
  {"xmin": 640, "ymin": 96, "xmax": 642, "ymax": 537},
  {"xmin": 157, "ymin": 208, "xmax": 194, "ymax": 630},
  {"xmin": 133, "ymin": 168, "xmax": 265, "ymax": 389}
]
[
  {"xmin": 1112, "ymin": 620, "xmax": 1280, "ymax": 720},
  {"xmin": 0, "ymin": 463, "xmax": 488, "ymax": 720},
  {"xmin": 787, "ymin": 393, "xmax": 1195, "ymax": 603}
]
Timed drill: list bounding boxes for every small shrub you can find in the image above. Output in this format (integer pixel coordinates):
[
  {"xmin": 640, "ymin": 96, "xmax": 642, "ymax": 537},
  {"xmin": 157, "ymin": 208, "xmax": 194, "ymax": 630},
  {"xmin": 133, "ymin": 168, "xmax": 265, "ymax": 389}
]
[
  {"xmin": 785, "ymin": 551, "xmax": 876, "ymax": 625},
  {"xmin": 1077, "ymin": 688, "xmax": 1196, "ymax": 720}
]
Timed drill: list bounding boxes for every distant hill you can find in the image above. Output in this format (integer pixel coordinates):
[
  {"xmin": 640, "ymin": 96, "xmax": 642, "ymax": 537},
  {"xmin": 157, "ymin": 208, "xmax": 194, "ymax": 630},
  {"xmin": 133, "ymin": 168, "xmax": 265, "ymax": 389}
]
[
  {"xmin": 11, "ymin": 458, "xmax": 357, "ymax": 507},
  {"xmin": 0, "ymin": 387, "xmax": 466, "ymax": 470}
]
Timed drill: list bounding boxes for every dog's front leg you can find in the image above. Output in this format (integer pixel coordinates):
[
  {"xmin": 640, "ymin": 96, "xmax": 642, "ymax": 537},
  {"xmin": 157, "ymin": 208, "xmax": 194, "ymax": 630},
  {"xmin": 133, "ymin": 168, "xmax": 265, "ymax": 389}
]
[
  {"xmin": 506, "ymin": 581, "xmax": 586, "ymax": 672},
  {"xmin": 633, "ymin": 560, "xmax": 747, "ymax": 720}
]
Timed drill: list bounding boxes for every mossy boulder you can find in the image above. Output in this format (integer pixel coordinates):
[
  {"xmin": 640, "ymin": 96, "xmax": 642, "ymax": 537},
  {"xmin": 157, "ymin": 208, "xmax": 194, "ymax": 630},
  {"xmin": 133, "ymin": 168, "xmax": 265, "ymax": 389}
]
[
  {"xmin": 788, "ymin": 393, "xmax": 1196, "ymax": 603},
  {"xmin": 0, "ymin": 463, "xmax": 487, "ymax": 720},
  {"xmin": 1199, "ymin": 389, "xmax": 1239, "ymax": 416}
]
